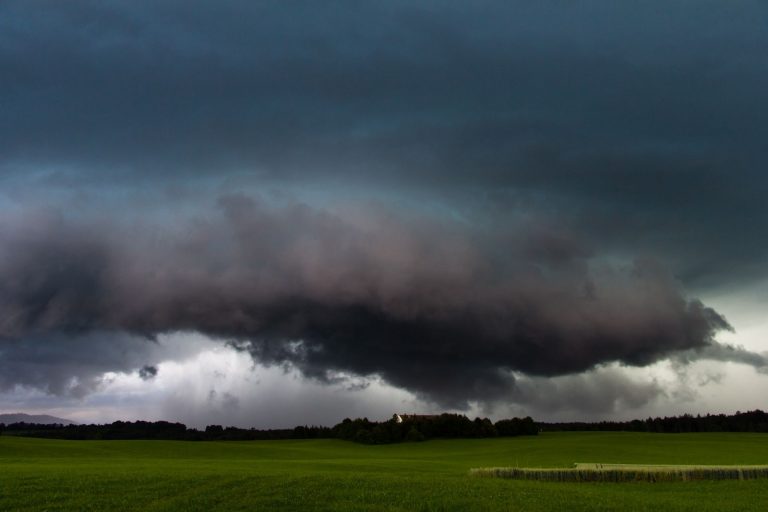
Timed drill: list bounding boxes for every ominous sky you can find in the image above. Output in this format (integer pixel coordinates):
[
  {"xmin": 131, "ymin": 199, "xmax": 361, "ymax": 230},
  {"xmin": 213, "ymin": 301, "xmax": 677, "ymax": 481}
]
[{"xmin": 2, "ymin": 0, "xmax": 768, "ymax": 427}]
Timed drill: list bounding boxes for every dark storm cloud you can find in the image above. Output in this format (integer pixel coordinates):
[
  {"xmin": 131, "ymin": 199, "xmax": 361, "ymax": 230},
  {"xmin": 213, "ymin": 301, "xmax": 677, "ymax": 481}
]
[
  {"xmin": 4, "ymin": 0, "xmax": 767, "ymax": 176},
  {"xmin": 678, "ymin": 343, "xmax": 768, "ymax": 372},
  {"xmin": 0, "ymin": 332, "xmax": 158, "ymax": 397},
  {"xmin": 2, "ymin": 0, "xmax": 767, "ymax": 287},
  {"xmin": 2, "ymin": 1, "xmax": 768, "ymax": 411},
  {"xmin": 138, "ymin": 365, "xmax": 158, "ymax": 381},
  {"xmin": 0, "ymin": 198, "xmax": 739, "ymax": 406}
]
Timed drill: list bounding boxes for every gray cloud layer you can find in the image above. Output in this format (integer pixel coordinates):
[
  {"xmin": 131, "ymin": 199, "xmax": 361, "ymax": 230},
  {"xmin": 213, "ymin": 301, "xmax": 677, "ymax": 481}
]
[
  {"xmin": 510, "ymin": 370, "xmax": 667, "ymax": 417},
  {"xmin": 0, "ymin": 198, "xmax": 734, "ymax": 406}
]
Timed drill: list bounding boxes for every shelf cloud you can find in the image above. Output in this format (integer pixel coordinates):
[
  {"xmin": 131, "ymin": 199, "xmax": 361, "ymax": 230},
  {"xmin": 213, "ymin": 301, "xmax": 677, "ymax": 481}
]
[
  {"xmin": 2, "ymin": 0, "xmax": 768, "ymax": 421},
  {"xmin": 0, "ymin": 198, "xmax": 740, "ymax": 407}
]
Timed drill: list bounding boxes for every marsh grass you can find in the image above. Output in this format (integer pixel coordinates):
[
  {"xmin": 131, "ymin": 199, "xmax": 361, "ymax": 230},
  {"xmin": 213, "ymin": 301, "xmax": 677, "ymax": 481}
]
[{"xmin": 471, "ymin": 463, "xmax": 768, "ymax": 482}]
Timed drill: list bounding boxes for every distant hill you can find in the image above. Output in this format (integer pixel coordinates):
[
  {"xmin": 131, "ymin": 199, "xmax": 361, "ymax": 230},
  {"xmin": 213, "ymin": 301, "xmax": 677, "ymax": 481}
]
[{"xmin": 0, "ymin": 413, "xmax": 78, "ymax": 425}]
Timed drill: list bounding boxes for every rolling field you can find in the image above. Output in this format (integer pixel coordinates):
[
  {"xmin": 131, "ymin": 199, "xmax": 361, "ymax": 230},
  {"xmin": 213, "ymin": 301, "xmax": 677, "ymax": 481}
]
[{"xmin": 2, "ymin": 432, "xmax": 768, "ymax": 511}]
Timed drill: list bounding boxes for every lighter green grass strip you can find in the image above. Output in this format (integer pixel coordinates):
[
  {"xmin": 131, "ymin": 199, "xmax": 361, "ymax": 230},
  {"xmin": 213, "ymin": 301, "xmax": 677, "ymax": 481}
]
[{"xmin": 470, "ymin": 464, "xmax": 768, "ymax": 482}]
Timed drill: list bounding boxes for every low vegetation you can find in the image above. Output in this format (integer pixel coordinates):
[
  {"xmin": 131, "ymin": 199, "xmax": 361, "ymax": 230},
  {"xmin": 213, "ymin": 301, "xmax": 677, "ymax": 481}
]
[{"xmin": 471, "ymin": 463, "xmax": 768, "ymax": 482}]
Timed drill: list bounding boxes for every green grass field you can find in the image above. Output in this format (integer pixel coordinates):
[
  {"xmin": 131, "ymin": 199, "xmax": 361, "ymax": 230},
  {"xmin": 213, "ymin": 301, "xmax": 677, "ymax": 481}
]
[{"xmin": 2, "ymin": 432, "xmax": 768, "ymax": 511}]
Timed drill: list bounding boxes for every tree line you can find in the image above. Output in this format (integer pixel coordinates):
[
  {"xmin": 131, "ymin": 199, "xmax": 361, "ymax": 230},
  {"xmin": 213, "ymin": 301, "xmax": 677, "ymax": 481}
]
[
  {"xmin": 334, "ymin": 414, "xmax": 537, "ymax": 443},
  {"xmin": 0, "ymin": 413, "xmax": 537, "ymax": 443},
  {"xmin": 539, "ymin": 410, "xmax": 768, "ymax": 433},
  {"xmin": 5, "ymin": 410, "xmax": 762, "ymax": 442}
]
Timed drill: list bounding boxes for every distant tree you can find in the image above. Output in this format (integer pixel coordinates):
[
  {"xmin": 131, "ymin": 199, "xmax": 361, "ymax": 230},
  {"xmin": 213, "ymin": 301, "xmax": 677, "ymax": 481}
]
[
  {"xmin": 405, "ymin": 426, "xmax": 425, "ymax": 442},
  {"xmin": 205, "ymin": 425, "xmax": 224, "ymax": 438},
  {"xmin": 354, "ymin": 429, "xmax": 373, "ymax": 444}
]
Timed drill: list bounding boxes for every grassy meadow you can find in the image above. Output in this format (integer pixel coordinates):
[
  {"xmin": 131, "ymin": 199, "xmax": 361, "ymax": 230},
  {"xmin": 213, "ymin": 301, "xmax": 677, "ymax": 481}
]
[{"xmin": 2, "ymin": 432, "xmax": 768, "ymax": 511}]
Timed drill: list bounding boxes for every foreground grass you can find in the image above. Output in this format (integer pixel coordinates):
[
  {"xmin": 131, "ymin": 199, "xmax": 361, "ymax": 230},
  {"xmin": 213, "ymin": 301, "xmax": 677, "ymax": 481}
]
[{"xmin": 2, "ymin": 432, "xmax": 768, "ymax": 511}]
